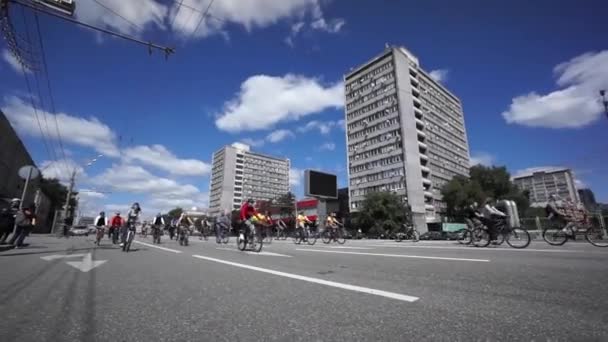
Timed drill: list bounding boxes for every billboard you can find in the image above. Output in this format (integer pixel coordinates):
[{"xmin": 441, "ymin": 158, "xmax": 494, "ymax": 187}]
[{"xmin": 304, "ymin": 170, "xmax": 337, "ymax": 199}]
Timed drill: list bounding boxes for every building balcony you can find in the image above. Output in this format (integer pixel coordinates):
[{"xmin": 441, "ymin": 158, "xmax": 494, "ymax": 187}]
[
  {"xmin": 410, "ymin": 74, "xmax": 419, "ymax": 86},
  {"xmin": 425, "ymin": 204, "xmax": 435, "ymax": 210},
  {"xmin": 413, "ymin": 96, "xmax": 421, "ymax": 106},
  {"xmin": 421, "ymin": 165, "xmax": 431, "ymax": 173},
  {"xmin": 418, "ymin": 141, "xmax": 428, "ymax": 150},
  {"xmin": 415, "ymin": 118, "xmax": 425, "ymax": 128},
  {"xmin": 422, "ymin": 178, "xmax": 432, "ymax": 185},
  {"xmin": 414, "ymin": 107, "xmax": 423, "ymax": 119},
  {"xmin": 424, "ymin": 191, "xmax": 433, "ymax": 198},
  {"xmin": 417, "ymin": 130, "xmax": 426, "ymax": 138},
  {"xmin": 419, "ymin": 154, "xmax": 429, "ymax": 161}
]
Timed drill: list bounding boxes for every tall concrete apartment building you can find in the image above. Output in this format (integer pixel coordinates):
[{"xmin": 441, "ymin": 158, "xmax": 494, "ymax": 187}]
[
  {"xmin": 208, "ymin": 143, "xmax": 290, "ymax": 216},
  {"xmin": 512, "ymin": 167, "xmax": 580, "ymax": 207},
  {"xmin": 344, "ymin": 46, "xmax": 471, "ymax": 231}
]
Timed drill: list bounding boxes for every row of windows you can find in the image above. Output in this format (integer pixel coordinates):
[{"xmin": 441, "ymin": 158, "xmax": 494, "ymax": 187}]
[
  {"xmin": 350, "ymin": 167, "xmax": 405, "ymax": 186},
  {"xmin": 350, "ymin": 181, "xmax": 405, "ymax": 197},
  {"xmin": 346, "ymin": 94, "xmax": 397, "ymax": 121},
  {"xmin": 347, "ymin": 105, "xmax": 398, "ymax": 131},
  {"xmin": 346, "ymin": 73, "xmax": 395, "ymax": 100},
  {"xmin": 348, "ymin": 129, "xmax": 401, "ymax": 152},
  {"xmin": 419, "ymin": 79, "xmax": 460, "ymax": 110},
  {"xmin": 345, "ymin": 61, "xmax": 394, "ymax": 91},
  {"xmin": 348, "ymin": 117, "xmax": 400, "ymax": 140},
  {"xmin": 350, "ymin": 141, "xmax": 402, "ymax": 162},
  {"xmin": 350, "ymin": 154, "xmax": 403, "ymax": 174},
  {"xmin": 347, "ymin": 83, "xmax": 396, "ymax": 111},
  {"xmin": 427, "ymin": 137, "xmax": 468, "ymax": 166},
  {"xmin": 429, "ymin": 164, "xmax": 459, "ymax": 179},
  {"xmin": 421, "ymin": 99, "xmax": 465, "ymax": 135},
  {"xmin": 430, "ymin": 157, "xmax": 468, "ymax": 175}
]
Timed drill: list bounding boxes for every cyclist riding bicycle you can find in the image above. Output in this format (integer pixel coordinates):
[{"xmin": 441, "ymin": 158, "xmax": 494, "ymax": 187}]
[
  {"xmin": 296, "ymin": 211, "xmax": 312, "ymax": 234},
  {"xmin": 214, "ymin": 210, "xmax": 231, "ymax": 244},
  {"xmin": 239, "ymin": 199, "xmax": 258, "ymax": 243},
  {"xmin": 109, "ymin": 212, "xmax": 123, "ymax": 240},
  {"xmin": 177, "ymin": 212, "xmax": 193, "ymax": 238},
  {"xmin": 546, "ymin": 194, "xmax": 577, "ymax": 237},
  {"xmin": 121, "ymin": 202, "xmax": 141, "ymax": 247},
  {"xmin": 94, "ymin": 211, "xmax": 108, "ymax": 244},
  {"xmin": 480, "ymin": 198, "xmax": 506, "ymax": 243},
  {"xmin": 326, "ymin": 213, "xmax": 339, "ymax": 231}
]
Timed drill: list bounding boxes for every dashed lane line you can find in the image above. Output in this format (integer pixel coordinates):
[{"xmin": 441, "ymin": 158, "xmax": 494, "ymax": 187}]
[
  {"xmin": 295, "ymin": 249, "xmax": 490, "ymax": 262},
  {"xmin": 133, "ymin": 241, "xmax": 182, "ymax": 253}
]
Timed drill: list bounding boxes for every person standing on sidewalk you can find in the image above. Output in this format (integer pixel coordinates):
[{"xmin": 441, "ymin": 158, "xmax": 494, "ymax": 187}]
[{"xmin": 9, "ymin": 205, "xmax": 37, "ymax": 248}]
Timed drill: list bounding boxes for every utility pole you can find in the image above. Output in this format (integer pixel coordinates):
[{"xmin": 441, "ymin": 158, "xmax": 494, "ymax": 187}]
[
  {"xmin": 600, "ymin": 90, "xmax": 608, "ymax": 121},
  {"xmin": 63, "ymin": 168, "xmax": 76, "ymax": 222}
]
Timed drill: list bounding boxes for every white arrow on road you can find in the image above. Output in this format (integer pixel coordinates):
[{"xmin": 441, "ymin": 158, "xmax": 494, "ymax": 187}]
[{"xmin": 41, "ymin": 253, "xmax": 107, "ymax": 272}]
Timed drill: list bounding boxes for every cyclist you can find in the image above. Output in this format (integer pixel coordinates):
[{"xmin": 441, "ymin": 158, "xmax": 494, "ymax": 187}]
[
  {"xmin": 296, "ymin": 211, "xmax": 312, "ymax": 236},
  {"xmin": 326, "ymin": 213, "xmax": 339, "ymax": 232},
  {"xmin": 215, "ymin": 210, "xmax": 231, "ymax": 244},
  {"xmin": 121, "ymin": 203, "xmax": 141, "ymax": 247},
  {"xmin": 177, "ymin": 212, "xmax": 193, "ymax": 242},
  {"xmin": 480, "ymin": 198, "xmax": 506, "ymax": 243},
  {"xmin": 239, "ymin": 199, "xmax": 258, "ymax": 243},
  {"xmin": 546, "ymin": 194, "xmax": 577, "ymax": 237},
  {"xmin": 109, "ymin": 212, "xmax": 123, "ymax": 242},
  {"xmin": 93, "ymin": 211, "xmax": 108, "ymax": 245}
]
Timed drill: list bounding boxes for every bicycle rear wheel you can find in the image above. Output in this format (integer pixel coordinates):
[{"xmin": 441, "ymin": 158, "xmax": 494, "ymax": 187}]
[
  {"xmin": 472, "ymin": 228, "xmax": 490, "ymax": 247},
  {"xmin": 221, "ymin": 230, "xmax": 230, "ymax": 244},
  {"xmin": 321, "ymin": 230, "xmax": 331, "ymax": 244},
  {"xmin": 457, "ymin": 229, "xmax": 472, "ymax": 245},
  {"xmin": 506, "ymin": 228, "xmax": 531, "ymax": 249},
  {"xmin": 336, "ymin": 230, "xmax": 346, "ymax": 244},
  {"xmin": 293, "ymin": 231, "xmax": 302, "ymax": 245},
  {"xmin": 307, "ymin": 231, "xmax": 317, "ymax": 245},
  {"xmin": 542, "ymin": 227, "xmax": 568, "ymax": 246},
  {"xmin": 251, "ymin": 233, "xmax": 263, "ymax": 252},
  {"xmin": 585, "ymin": 227, "xmax": 608, "ymax": 247},
  {"xmin": 237, "ymin": 233, "xmax": 247, "ymax": 251}
]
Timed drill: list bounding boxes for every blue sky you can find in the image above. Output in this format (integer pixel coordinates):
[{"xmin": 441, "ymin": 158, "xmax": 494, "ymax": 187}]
[{"xmin": 1, "ymin": 0, "xmax": 607, "ymax": 216}]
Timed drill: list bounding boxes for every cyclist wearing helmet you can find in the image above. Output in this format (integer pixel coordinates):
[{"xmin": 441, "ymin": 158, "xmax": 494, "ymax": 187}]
[{"xmin": 109, "ymin": 212, "xmax": 123, "ymax": 240}]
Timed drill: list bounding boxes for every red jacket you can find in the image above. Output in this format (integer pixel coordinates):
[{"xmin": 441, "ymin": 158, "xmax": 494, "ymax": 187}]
[
  {"xmin": 239, "ymin": 203, "xmax": 256, "ymax": 221},
  {"xmin": 110, "ymin": 215, "xmax": 124, "ymax": 227}
]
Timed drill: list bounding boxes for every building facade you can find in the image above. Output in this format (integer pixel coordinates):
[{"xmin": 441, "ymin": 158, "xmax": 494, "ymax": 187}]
[
  {"xmin": 344, "ymin": 46, "xmax": 470, "ymax": 231},
  {"xmin": 513, "ymin": 167, "xmax": 580, "ymax": 207},
  {"xmin": 578, "ymin": 188, "xmax": 597, "ymax": 211},
  {"xmin": 208, "ymin": 143, "xmax": 290, "ymax": 216}
]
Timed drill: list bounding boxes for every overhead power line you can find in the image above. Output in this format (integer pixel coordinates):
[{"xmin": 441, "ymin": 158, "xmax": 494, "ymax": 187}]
[
  {"xmin": 89, "ymin": 0, "xmax": 142, "ymax": 32},
  {"xmin": 169, "ymin": 0, "xmax": 184, "ymax": 28},
  {"xmin": 33, "ymin": 8, "xmax": 71, "ymax": 175},
  {"xmin": 11, "ymin": 0, "xmax": 175, "ymax": 58},
  {"xmin": 188, "ymin": 0, "xmax": 215, "ymax": 40}
]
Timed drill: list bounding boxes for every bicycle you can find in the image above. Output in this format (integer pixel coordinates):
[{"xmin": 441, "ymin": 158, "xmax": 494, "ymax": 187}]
[
  {"xmin": 543, "ymin": 219, "xmax": 608, "ymax": 247},
  {"xmin": 95, "ymin": 226, "xmax": 105, "ymax": 245},
  {"xmin": 179, "ymin": 226, "xmax": 190, "ymax": 246},
  {"xmin": 199, "ymin": 225, "xmax": 208, "ymax": 241},
  {"xmin": 262, "ymin": 224, "xmax": 273, "ymax": 244},
  {"xmin": 457, "ymin": 218, "xmax": 482, "ymax": 245},
  {"xmin": 122, "ymin": 224, "xmax": 136, "ymax": 252},
  {"xmin": 110, "ymin": 226, "xmax": 120, "ymax": 245},
  {"xmin": 152, "ymin": 225, "xmax": 162, "ymax": 244},
  {"xmin": 293, "ymin": 223, "xmax": 317, "ymax": 245},
  {"xmin": 237, "ymin": 223, "xmax": 263, "ymax": 252},
  {"xmin": 472, "ymin": 216, "xmax": 530, "ymax": 249},
  {"xmin": 322, "ymin": 226, "xmax": 346, "ymax": 244},
  {"xmin": 395, "ymin": 224, "xmax": 419, "ymax": 242}
]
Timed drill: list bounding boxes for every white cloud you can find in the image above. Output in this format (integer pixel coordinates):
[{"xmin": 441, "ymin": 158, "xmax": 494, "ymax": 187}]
[
  {"xmin": 319, "ymin": 142, "xmax": 336, "ymax": 151},
  {"xmin": 76, "ymin": 0, "xmax": 167, "ymax": 36},
  {"xmin": 297, "ymin": 120, "xmax": 337, "ymax": 134},
  {"xmin": 78, "ymin": 189, "xmax": 107, "ymax": 199},
  {"xmin": 239, "ymin": 138, "xmax": 265, "ymax": 148},
  {"xmin": 429, "ymin": 69, "xmax": 449, "ymax": 83},
  {"xmin": 40, "ymin": 159, "xmax": 86, "ymax": 184},
  {"xmin": 122, "ymin": 144, "xmax": 210, "ymax": 176},
  {"xmin": 266, "ymin": 129, "xmax": 295, "ymax": 143},
  {"xmin": 574, "ymin": 178, "xmax": 587, "ymax": 189},
  {"xmin": 289, "ymin": 167, "xmax": 303, "ymax": 186},
  {"xmin": 2, "ymin": 96, "xmax": 120, "ymax": 157},
  {"xmin": 502, "ymin": 50, "xmax": 608, "ymax": 128},
  {"xmin": 2, "ymin": 49, "xmax": 30, "ymax": 74},
  {"xmin": 171, "ymin": 0, "xmax": 323, "ymax": 39},
  {"xmin": 310, "ymin": 17, "xmax": 345, "ymax": 33},
  {"xmin": 215, "ymin": 74, "xmax": 343, "ymax": 132},
  {"xmin": 336, "ymin": 119, "xmax": 345, "ymax": 131},
  {"xmin": 469, "ymin": 152, "xmax": 495, "ymax": 166}
]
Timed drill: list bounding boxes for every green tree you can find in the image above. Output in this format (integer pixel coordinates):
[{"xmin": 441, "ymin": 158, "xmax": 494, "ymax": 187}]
[
  {"xmin": 441, "ymin": 175, "xmax": 486, "ymax": 220},
  {"xmin": 167, "ymin": 207, "xmax": 183, "ymax": 219},
  {"xmin": 274, "ymin": 192, "xmax": 296, "ymax": 217},
  {"xmin": 354, "ymin": 192, "xmax": 409, "ymax": 236}
]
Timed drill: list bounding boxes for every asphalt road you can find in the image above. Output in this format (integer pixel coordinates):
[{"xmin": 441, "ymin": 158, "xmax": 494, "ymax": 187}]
[{"xmin": 0, "ymin": 233, "xmax": 607, "ymax": 342}]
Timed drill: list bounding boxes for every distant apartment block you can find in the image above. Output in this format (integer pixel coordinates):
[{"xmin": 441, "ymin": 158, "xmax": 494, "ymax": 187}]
[
  {"xmin": 577, "ymin": 188, "xmax": 597, "ymax": 210},
  {"xmin": 208, "ymin": 143, "xmax": 290, "ymax": 216},
  {"xmin": 344, "ymin": 46, "xmax": 471, "ymax": 231},
  {"xmin": 513, "ymin": 167, "xmax": 580, "ymax": 207}
]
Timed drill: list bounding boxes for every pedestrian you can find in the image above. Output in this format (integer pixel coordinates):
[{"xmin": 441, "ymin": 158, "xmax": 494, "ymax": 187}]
[
  {"xmin": 9, "ymin": 205, "xmax": 37, "ymax": 248},
  {"xmin": 1, "ymin": 199, "xmax": 20, "ymax": 244},
  {"xmin": 215, "ymin": 210, "xmax": 231, "ymax": 244}
]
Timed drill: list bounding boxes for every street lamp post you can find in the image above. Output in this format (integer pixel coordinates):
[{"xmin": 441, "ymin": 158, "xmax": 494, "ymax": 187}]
[{"xmin": 63, "ymin": 154, "xmax": 103, "ymax": 223}]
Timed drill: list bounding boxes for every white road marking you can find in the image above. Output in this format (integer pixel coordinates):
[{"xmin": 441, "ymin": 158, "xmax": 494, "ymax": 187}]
[
  {"xmin": 41, "ymin": 253, "xmax": 107, "ymax": 272},
  {"xmin": 192, "ymin": 254, "xmax": 419, "ymax": 303},
  {"xmin": 215, "ymin": 247, "xmax": 292, "ymax": 257},
  {"xmin": 370, "ymin": 244, "xmax": 579, "ymax": 253},
  {"xmin": 328, "ymin": 246, "xmax": 373, "ymax": 250},
  {"xmin": 41, "ymin": 253, "xmax": 87, "ymax": 261},
  {"xmin": 296, "ymin": 249, "xmax": 490, "ymax": 262},
  {"xmin": 134, "ymin": 241, "xmax": 182, "ymax": 253}
]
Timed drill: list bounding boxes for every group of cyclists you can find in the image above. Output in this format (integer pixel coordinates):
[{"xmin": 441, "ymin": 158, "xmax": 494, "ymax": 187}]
[{"xmin": 90, "ymin": 199, "xmax": 345, "ymax": 249}]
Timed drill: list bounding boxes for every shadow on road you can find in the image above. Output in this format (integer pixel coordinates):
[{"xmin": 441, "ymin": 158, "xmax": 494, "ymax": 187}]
[{"xmin": 0, "ymin": 246, "xmax": 116, "ymax": 257}]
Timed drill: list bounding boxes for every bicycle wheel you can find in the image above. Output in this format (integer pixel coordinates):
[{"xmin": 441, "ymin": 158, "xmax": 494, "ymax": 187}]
[
  {"xmin": 321, "ymin": 230, "xmax": 331, "ymax": 244},
  {"xmin": 585, "ymin": 227, "xmax": 608, "ymax": 247},
  {"xmin": 457, "ymin": 229, "xmax": 472, "ymax": 245},
  {"xmin": 336, "ymin": 230, "xmax": 346, "ymax": 244},
  {"xmin": 542, "ymin": 227, "xmax": 568, "ymax": 246},
  {"xmin": 411, "ymin": 230, "xmax": 420, "ymax": 242},
  {"xmin": 506, "ymin": 228, "xmax": 531, "ymax": 249},
  {"xmin": 293, "ymin": 231, "xmax": 302, "ymax": 245},
  {"xmin": 307, "ymin": 231, "xmax": 317, "ymax": 245},
  {"xmin": 237, "ymin": 233, "xmax": 247, "ymax": 251},
  {"xmin": 472, "ymin": 228, "xmax": 490, "ymax": 247},
  {"xmin": 251, "ymin": 233, "xmax": 263, "ymax": 252},
  {"xmin": 494, "ymin": 232, "xmax": 505, "ymax": 246},
  {"xmin": 221, "ymin": 231, "xmax": 230, "ymax": 244}
]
